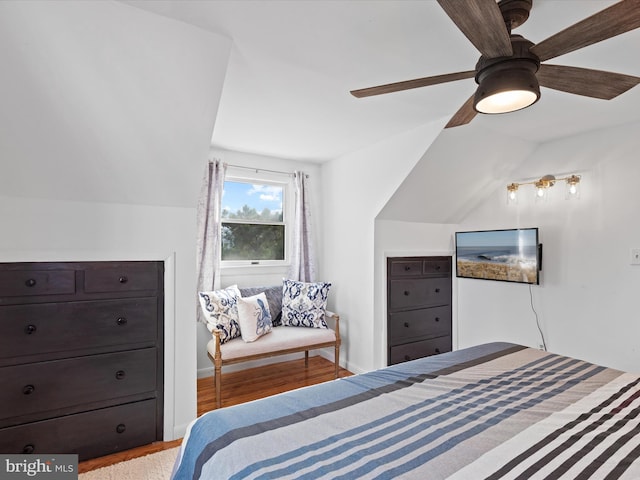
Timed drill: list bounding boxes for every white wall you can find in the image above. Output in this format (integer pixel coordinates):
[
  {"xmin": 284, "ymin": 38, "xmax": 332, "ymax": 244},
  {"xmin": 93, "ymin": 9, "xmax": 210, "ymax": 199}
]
[
  {"xmin": 322, "ymin": 120, "xmax": 446, "ymax": 373},
  {"xmin": 457, "ymin": 121, "xmax": 640, "ymax": 373},
  {"xmin": 373, "ymin": 220, "xmax": 457, "ymax": 368}
]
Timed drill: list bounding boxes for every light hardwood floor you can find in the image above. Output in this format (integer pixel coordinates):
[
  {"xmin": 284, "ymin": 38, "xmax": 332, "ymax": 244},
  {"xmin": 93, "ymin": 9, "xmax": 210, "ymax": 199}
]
[{"xmin": 79, "ymin": 355, "xmax": 352, "ymax": 473}]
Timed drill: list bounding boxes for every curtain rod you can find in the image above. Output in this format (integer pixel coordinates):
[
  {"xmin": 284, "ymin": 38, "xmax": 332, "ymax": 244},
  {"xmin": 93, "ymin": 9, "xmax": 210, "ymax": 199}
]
[{"xmin": 225, "ymin": 163, "xmax": 308, "ymax": 178}]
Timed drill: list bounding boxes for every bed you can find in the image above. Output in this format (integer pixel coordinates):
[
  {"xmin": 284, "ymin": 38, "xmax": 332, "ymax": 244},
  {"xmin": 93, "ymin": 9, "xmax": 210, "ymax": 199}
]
[{"xmin": 172, "ymin": 342, "xmax": 640, "ymax": 479}]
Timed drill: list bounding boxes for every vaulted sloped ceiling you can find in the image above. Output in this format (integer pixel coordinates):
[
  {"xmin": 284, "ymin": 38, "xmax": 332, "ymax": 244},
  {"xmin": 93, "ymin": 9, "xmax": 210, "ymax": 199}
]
[
  {"xmin": 377, "ymin": 96, "xmax": 640, "ymax": 225},
  {"xmin": 377, "ymin": 123, "xmax": 538, "ymax": 224},
  {"xmin": 123, "ymin": 0, "xmax": 640, "ymax": 163},
  {"xmin": 3, "ymin": 1, "xmax": 638, "ymax": 213},
  {"xmin": 118, "ymin": 0, "xmax": 640, "ymax": 223},
  {"xmin": 0, "ymin": 1, "xmax": 231, "ymax": 207}
]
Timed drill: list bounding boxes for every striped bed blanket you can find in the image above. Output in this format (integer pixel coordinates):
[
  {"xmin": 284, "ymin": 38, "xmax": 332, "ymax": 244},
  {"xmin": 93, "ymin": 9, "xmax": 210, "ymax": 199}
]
[{"xmin": 172, "ymin": 342, "xmax": 640, "ymax": 479}]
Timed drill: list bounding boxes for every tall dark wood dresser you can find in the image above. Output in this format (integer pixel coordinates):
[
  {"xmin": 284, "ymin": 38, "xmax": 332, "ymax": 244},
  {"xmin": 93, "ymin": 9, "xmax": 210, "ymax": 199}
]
[
  {"xmin": 0, "ymin": 261, "xmax": 164, "ymax": 460},
  {"xmin": 387, "ymin": 256, "xmax": 452, "ymax": 365}
]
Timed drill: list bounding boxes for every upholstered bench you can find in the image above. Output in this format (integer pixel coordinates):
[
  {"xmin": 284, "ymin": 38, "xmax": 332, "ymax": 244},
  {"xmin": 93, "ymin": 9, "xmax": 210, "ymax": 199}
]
[
  {"xmin": 200, "ymin": 284, "xmax": 341, "ymax": 409},
  {"xmin": 207, "ymin": 311, "xmax": 341, "ymax": 408}
]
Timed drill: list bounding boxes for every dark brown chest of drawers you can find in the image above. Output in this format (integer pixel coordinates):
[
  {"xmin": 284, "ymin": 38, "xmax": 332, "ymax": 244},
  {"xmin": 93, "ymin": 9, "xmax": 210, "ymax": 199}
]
[
  {"xmin": 387, "ymin": 256, "xmax": 452, "ymax": 365},
  {"xmin": 0, "ymin": 261, "xmax": 163, "ymax": 461}
]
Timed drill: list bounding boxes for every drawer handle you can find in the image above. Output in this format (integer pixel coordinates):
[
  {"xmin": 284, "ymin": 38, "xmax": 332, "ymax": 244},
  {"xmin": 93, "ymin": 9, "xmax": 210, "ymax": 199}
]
[
  {"xmin": 404, "ymin": 265, "xmax": 411, "ymax": 271},
  {"xmin": 25, "ymin": 278, "xmax": 37, "ymax": 287},
  {"xmin": 404, "ymin": 322, "xmax": 409, "ymax": 328},
  {"xmin": 22, "ymin": 444, "xmax": 35, "ymax": 454},
  {"xmin": 403, "ymin": 290, "xmax": 410, "ymax": 296},
  {"xmin": 435, "ymin": 348, "xmax": 441, "ymax": 354},
  {"xmin": 115, "ymin": 370, "xmax": 126, "ymax": 380},
  {"xmin": 118, "ymin": 275, "xmax": 128, "ymax": 284},
  {"xmin": 435, "ymin": 288, "xmax": 440, "ymax": 293},
  {"xmin": 435, "ymin": 265, "xmax": 441, "ymax": 270},
  {"xmin": 117, "ymin": 317, "xmax": 128, "ymax": 326},
  {"xmin": 435, "ymin": 317, "xmax": 440, "ymax": 322},
  {"xmin": 25, "ymin": 324, "xmax": 37, "ymax": 335},
  {"xmin": 23, "ymin": 384, "xmax": 35, "ymax": 395},
  {"xmin": 116, "ymin": 424, "xmax": 126, "ymax": 434}
]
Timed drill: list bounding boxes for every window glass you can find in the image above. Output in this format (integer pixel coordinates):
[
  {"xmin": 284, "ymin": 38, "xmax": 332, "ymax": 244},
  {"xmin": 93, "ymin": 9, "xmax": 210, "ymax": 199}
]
[{"xmin": 221, "ymin": 180, "xmax": 286, "ymax": 262}]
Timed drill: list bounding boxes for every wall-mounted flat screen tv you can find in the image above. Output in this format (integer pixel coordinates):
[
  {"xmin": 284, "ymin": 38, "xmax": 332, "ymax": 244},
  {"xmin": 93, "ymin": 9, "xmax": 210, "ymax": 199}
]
[{"xmin": 455, "ymin": 228, "xmax": 541, "ymax": 285}]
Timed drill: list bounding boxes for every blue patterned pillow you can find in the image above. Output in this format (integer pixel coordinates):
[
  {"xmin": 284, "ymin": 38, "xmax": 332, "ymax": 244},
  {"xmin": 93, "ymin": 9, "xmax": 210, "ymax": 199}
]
[
  {"xmin": 237, "ymin": 293, "xmax": 273, "ymax": 342},
  {"xmin": 282, "ymin": 279, "xmax": 331, "ymax": 328},
  {"xmin": 198, "ymin": 285, "xmax": 241, "ymax": 344}
]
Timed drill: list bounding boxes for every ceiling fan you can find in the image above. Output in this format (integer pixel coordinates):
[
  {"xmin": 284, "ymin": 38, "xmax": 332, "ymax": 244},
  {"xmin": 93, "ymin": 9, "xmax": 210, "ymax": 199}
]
[{"xmin": 350, "ymin": 0, "xmax": 640, "ymax": 128}]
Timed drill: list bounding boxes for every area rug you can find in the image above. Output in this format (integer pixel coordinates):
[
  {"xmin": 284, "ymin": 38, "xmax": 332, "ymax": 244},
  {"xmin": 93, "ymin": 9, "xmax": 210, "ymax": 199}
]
[{"xmin": 79, "ymin": 447, "xmax": 179, "ymax": 480}]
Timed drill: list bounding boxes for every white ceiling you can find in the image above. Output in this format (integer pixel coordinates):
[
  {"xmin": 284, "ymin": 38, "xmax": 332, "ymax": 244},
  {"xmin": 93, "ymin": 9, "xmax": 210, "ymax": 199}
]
[{"xmin": 124, "ymin": 0, "xmax": 640, "ymax": 163}]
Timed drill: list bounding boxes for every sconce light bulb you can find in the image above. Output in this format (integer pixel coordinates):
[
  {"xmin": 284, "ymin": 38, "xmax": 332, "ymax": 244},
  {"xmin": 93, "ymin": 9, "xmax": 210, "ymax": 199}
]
[
  {"xmin": 506, "ymin": 183, "xmax": 519, "ymax": 204},
  {"xmin": 537, "ymin": 188, "xmax": 545, "ymax": 198},
  {"xmin": 565, "ymin": 175, "xmax": 581, "ymax": 198}
]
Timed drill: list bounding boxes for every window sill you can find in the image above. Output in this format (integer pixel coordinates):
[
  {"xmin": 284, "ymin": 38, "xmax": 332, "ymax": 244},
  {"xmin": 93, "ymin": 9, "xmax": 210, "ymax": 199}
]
[{"xmin": 220, "ymin": 263, "xmax": 289, "ymax": 277}]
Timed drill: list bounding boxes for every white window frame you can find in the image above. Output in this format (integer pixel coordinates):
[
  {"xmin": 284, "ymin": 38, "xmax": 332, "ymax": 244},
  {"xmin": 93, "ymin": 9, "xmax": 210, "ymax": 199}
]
[{"xmin": 220, "ymin": 168, "xmax": 294, "ymax": 269}]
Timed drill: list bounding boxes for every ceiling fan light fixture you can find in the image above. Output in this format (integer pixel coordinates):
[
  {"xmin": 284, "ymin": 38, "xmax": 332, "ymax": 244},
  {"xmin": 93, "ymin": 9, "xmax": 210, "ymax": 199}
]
[
  {"xmin": 476, "ymin": 88, "xmax": 539, "ymax": 114},
  {"xmin": 352, "ymin": 1, "xmax": 639, "ymax": 128},
  {"xmin": 474, "ymin": 66, "xmax": 540, "ymax": 114}
]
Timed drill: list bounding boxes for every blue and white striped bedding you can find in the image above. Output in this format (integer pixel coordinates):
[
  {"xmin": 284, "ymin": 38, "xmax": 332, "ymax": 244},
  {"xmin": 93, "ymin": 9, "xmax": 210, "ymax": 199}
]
[{"xmin": 172, "ymin": 342, "xmax": 640, "ymax": 479}]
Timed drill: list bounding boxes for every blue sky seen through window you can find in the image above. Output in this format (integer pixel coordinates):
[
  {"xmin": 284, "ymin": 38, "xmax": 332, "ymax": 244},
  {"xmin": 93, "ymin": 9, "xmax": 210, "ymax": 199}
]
[{"xmin": 222, "ymin": 181, "xmax": 283, "ymax": 221}]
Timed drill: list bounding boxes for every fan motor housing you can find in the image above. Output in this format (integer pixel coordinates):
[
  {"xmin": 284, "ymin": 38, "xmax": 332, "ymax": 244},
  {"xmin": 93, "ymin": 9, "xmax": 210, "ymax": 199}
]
[
  {"xmin": 474, "ymin": 35, "xmax": 541, "ymax": 113},
  {"xmin": 474, "ymin": 35, "xmax": 540, "ymax": 89},
  {"xmin": 475, "ymin": 35, "xmax": 540, "ymax": 80}
]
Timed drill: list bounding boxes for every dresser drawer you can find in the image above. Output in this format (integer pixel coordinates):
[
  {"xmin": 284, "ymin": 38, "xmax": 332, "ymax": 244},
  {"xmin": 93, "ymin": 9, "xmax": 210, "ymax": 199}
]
[
  {"xmin": 388, "ymin": 277, "xmax": 451, "ymax": 310},
  {"xmin": 0, "ymin": 298, "xmax": 158, "ymax": 362},
  {"xmin": 423, "ymin": 259, "xmax": 450, "ymax": 275},
  {"xmin": 0, "ymin": 349, "xmax": 157, "ymax": 422},
  {"xmin": 0, "ymin": 399, "xmax": 157, "ymax": 461},
  {"xmin": 388, "ymin": 305, "xmax": 451, "ymax": 342},
  {"xmin": 84, "ymin": 263, "xmax": 159, "ymax": 293},
  {"xmin": 0, "ymin": 269, "xmax": 75, "ymax": 298},
  {"xmin": 389, "ymin": 336, "xmax": 451, "ymax": 365},
  {"xmin": 389, "ymin": 260, "xmax": 423, "ymax": 277}
]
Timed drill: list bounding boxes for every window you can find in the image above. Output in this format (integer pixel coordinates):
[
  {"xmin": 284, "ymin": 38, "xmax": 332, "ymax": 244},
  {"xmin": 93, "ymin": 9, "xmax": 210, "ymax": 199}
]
[{"xmin": 221, "ymin": 176, "xmax": 290, "ymax": 265}]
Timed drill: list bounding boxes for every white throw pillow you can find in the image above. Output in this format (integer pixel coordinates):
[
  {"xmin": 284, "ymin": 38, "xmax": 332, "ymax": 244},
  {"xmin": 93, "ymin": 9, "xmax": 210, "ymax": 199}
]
[
  {"xmin": 237, "ymin": 293, "xmax": 273, "ymax": 342},
  {"xmin": 198, "ymin": 285, "xmax": 241, "ymax": 344},
  {"xmin": 281, "ymin": 279, "xmax": 331, "ymax": 328}
]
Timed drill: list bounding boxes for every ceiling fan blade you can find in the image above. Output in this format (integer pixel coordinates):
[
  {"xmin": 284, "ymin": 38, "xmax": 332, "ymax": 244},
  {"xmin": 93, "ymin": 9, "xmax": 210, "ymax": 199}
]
[
  {"xmin": 437, "ymin": 0, "xmax": 512, "ymax": 58},
  {"xmin": 350, "ymin": 70, "xmax": 475, "ymax": 98},
  {"xmin": 531, "ymin": 0, "xmax": 640, "ymax": 62},
  {"xmin": 538, "ymin": 64, "xmax": 640, "ymax": 100},
  {"xmin": 445, "ymin": 94, "xmax": 477, "ymax": 128}
]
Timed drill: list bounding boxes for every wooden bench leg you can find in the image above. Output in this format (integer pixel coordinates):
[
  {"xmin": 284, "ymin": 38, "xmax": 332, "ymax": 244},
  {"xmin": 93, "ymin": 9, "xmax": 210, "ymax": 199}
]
[
  {"xmin": 215, "ymin": 362, "xmax": 222, "ymax": 409},
  {"xmin": 305, "ymin": 350, "xmax": 309, "ymax": 368},
  {"xmin": 334, "ymin": 342, "xmax": 340, "ymax": 379}
]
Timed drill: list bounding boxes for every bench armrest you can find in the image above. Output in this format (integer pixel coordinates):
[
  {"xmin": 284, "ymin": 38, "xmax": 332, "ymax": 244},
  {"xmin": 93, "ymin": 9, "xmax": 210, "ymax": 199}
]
[
  {"xmin": 211, "ymin": 328, "xmax": 222, "ymax": 358},
  {"xmin": 325, "ymin": 311, "xmax": 340, "ymax": 343}
]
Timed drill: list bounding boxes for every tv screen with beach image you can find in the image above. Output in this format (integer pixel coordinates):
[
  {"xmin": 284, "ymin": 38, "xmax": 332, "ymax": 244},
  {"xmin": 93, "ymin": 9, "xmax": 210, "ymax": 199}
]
[{"xmin": 456, "ymin": 228, "xmax": 540, "ymax": 284}]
